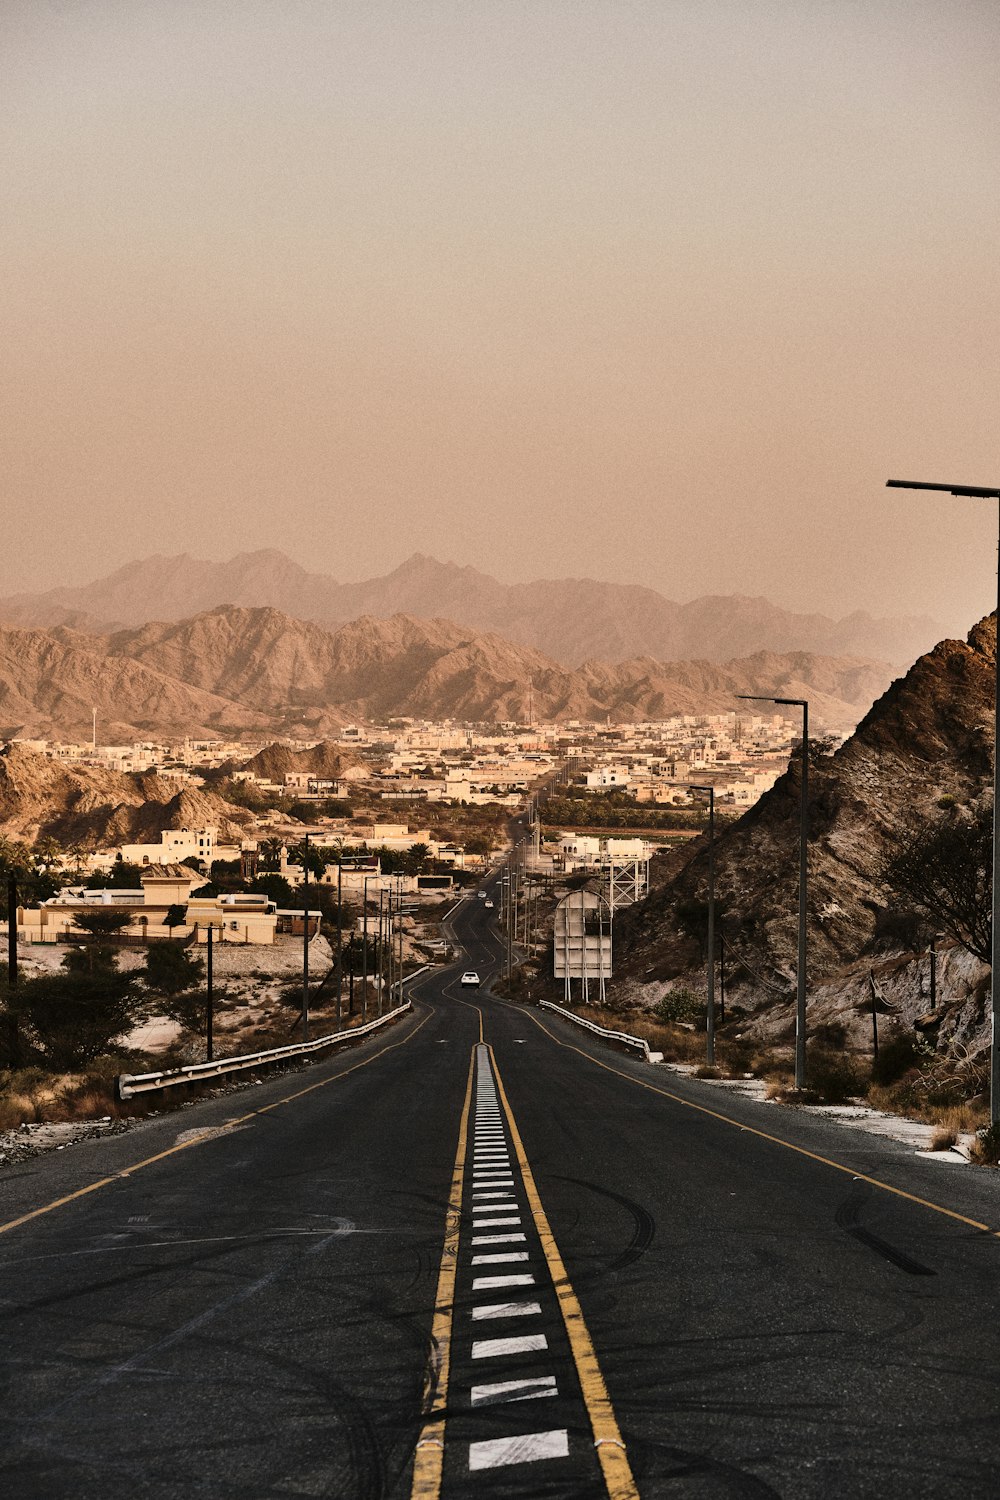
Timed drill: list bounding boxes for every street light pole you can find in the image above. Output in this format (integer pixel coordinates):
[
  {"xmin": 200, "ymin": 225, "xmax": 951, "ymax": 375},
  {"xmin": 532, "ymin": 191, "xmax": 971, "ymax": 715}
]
[
  {"xmin": 887, "ymin": 478, "xmax": 1000, "ymax": 1125},
  {"xmin": 738, "ymin": 694, "xmax": 809, "ymax": 1090},
  {"xmin": 302, "ymin": 833, "xmax": 310, "ymax": 1044},
  {"xmin": 362, "ymin": 876, "xmax": 369, "ymax": 1022},
  {"xmin": 671, "ymin": 782, "xmax": 717, "ymax": 1066}
]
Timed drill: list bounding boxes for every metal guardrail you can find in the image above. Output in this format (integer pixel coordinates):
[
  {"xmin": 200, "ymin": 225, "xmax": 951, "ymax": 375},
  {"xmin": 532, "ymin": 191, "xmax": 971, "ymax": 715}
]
[
  {"xmin": 116, "ymin": 1000, "xmax": 413, "ymax": 1100},
  {"xmin": 538, "ymin": 1000, "xmax": 663, "ymax": 1064}
]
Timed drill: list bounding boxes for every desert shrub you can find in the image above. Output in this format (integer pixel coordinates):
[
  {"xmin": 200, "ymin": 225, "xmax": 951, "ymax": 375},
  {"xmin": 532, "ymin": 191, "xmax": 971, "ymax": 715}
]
[
  {"xmin": 805, "ymin": 1048, "xmax": 868, "ymax": 1103},
  {"xmin": 870, "ymin": 906, "xmax": 925, "ymax": 952},
  {"xmin": 871, "ymin": 1030, "xmax": 926, "ymax": 1086},
  {"xmin": 653, "ymin": 988, "xmax": 706, "ymax": 1027},
  {"xmin": 749, "ymin": 1049, "xmax": 792, "ymax": 1081},
  {"xmin": 970, "ymin": 1123, "xmax": 1000, "ymax": 1166}
]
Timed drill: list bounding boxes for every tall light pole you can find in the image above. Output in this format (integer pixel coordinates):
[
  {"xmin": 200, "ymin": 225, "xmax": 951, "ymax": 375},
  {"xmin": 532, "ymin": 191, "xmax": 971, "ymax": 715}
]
[
  {"xmin": 672, "ymin": 782, "xmax": 717, "ymax": 1065},
  {"xmin": 737, "ymin": 694, "xmax": 809, "ymax": 1090},
  {"xmin": 886, "ymin": 477, "xmax": 1000, "ymax": 1126},
  {"xmin": 302, "ymin": 832, "xmax": 310, "ymax": 1043}
]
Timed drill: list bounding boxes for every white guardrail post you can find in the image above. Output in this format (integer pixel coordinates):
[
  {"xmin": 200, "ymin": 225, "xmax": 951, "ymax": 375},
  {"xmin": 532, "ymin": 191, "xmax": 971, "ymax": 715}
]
[
  {"xmin": 116, "ymin": 988, "xmax": 423, "ymax": 1101},
  {"xmin": 538, "ymin": 999, "xmax": 663, "ymax": 1064}
]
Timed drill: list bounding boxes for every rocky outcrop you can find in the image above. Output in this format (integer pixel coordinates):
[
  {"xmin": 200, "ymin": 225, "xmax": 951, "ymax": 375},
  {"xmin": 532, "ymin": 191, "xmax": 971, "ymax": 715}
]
[
  {"xmin": 611, "ymin": 616, "xmax": 997, "ymax": 1050},
  {"xmin": 0, "ymin": 743, "xmax": 253, "ymax": 849}
]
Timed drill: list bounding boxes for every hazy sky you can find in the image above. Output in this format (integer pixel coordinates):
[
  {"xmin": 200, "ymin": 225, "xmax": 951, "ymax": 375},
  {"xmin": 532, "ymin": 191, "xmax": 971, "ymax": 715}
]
[{"xmin": 2, "ymin": 1, "xmax": 997, "ymax": 631}]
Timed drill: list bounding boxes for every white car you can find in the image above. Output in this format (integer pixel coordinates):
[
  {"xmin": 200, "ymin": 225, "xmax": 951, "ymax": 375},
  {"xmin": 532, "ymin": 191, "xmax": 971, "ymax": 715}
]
[
  {"xmin": 477, "ymin": 891, "xmax": 487, "ymax": 900},
  {"xmin": 484, "ymin": 899, "xmax": 494, "ymax": 909},
  {"xmin": 460, "ymin": 971, "xmax": 481, "ymax": 987}
]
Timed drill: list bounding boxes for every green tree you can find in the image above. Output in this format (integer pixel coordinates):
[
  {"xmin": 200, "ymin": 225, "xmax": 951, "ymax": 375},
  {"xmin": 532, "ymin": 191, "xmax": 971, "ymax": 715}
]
[
  {"xmin": 404, "ymin": 842, "xmax": 430, "ymax": 875},
  {"xmin": 8, "ymin": 969, "xmax": 139, "ymax": 1069},
  {"xmin": 160, "ymin": 988, "xmax": 209, "ymax": 1036},
  {"xmin": 86, "ymin": 861, "xmax": 145, "ymax": 889},
  {"xmin": 881, "ymin": 806, "xmax": 991, "ymax": 964},
  {"xmin": 73, "ymin": 909, "xmax": 134, "ymax": 939},
  {"xmin": 249, "ymin": 873, "xmax": 294, "ymax": 906},
  {"xmin": 145, "ymin": 942, "xmax": 205, "ymax": 996}
]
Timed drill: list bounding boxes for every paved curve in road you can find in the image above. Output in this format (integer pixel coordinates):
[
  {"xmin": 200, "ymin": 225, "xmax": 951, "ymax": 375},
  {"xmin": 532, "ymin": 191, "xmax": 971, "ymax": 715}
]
[{"xmin": 1, "ymin": 884, "xmax": 999, "ymax": 1499}]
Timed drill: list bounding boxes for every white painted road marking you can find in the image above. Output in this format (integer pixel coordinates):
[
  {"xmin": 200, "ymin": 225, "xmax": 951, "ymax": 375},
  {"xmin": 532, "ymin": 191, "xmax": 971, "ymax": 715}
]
[
  {"xmin": 472, "ymin": 1251, "xmax": 529, "ymax": 1264},
  {"xmin": 468, "ymin": 1430, "xmax": 569, "ymax": 1470},
  {"xmin": 473, "ymin": 1274, "xmax": 535, "ymax": 1290},
  {"xmin": 471, "ymin": 1333, "xmax": 548, "ymax": 1359},
  {"xmin": 472, "ymin": 1216, "xmax": 521, "ymax": 1229},
  {"xmin": 471, "ymin": 1301, "xmax": 541, "ymax": 1320},
  {"xmin": 471, "ymin": 1376, "xmax": 557, "ymax": 1405},
  {"xmin": 472, "ymin": 1232, "xmax": 525, "ymax": 1245}
]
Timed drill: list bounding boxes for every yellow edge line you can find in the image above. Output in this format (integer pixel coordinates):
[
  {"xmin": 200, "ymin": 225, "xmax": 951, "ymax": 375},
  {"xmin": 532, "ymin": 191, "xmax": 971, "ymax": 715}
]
[
  {"xmin": 489, "ymin": 1044, "xmax": 640, "ymax": 1500},
  {"xmin": 0, "ymin": 1004, "xmax": 432, "ymax": 1239},
  {"xmin": 523, "ymin": 1009, "xmax": 997, "ymax": 1237},
  {"xmin": 410, "ymin": 1046, "xmax": 476, "ymax": 1499}
]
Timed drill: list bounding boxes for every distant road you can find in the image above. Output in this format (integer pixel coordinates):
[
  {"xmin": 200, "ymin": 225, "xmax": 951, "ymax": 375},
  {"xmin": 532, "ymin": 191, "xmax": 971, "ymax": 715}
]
[{"xmin": 2, "ymin": 890, "xmax": 999, "ymax": 1498}]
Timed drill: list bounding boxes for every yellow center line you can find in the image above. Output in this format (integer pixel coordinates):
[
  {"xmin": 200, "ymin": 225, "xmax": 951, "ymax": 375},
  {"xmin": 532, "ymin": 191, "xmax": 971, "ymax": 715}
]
[
  {"xmin": 410, "ymin": 1046, "xmax": 475, "ymax": 1499},
  {"xmin": 522, "ymin": 1009, "xmax": 997, "ymax": 1237},
  {"xmin": 488, "ymin": 1044, "xmax": 640, "ymax": 1500},
  {"xmin": 0, "ymin": 1004, "xmax": 433, "ymax": 1240}
]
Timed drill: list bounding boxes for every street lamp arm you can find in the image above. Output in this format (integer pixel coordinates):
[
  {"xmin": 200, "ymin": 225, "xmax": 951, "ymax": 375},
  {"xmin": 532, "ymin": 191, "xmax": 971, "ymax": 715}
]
[{"xmin": 886, "ymin": 479, "xmax": 1000, "ymax": 499}]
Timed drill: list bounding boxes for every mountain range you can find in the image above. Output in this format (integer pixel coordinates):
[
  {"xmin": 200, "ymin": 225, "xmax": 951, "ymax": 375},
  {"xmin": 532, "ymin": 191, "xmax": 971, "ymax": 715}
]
[
  {"xmin": 0, "ymin": 550, "xmax": 943, "ymax": 669},
  {"xmin": 0, "ymin": 607, "xmax": 895, "ymax": 740}
]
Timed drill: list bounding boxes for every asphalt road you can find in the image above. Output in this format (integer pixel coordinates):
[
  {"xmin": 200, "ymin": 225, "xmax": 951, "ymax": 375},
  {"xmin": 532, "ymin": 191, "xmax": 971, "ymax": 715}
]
[{"xmin": 2, "ymin": 884, "xmax": 999, "ymax": 1499}]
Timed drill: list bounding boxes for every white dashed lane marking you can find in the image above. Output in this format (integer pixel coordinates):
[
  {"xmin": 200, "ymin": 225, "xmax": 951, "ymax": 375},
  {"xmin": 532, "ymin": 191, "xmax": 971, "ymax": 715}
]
[
  {"xmin": 471, "ymin": 1376, "xmax": 558, "ymax": 1406},
  {"xmin": 472, "ymin": 1273, "xmax": 535, "ymax": 1290},
  {"xmin": 472, "ymin": 1333, "xmax": 548, "ymax": 1359},
  {"xmin": 459, "ymin": 1047, "xmax": 577, "ymax": 1484},
  {"xmin": 472, "ymin": 1301, "xmax": 541, "ymax": 1321},
  {"xmin": 468, "ymin": 1430, "xmax": 569, "ymax": 1470}
]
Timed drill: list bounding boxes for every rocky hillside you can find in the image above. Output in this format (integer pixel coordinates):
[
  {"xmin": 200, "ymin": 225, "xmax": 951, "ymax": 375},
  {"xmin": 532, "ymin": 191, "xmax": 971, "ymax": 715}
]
[
  {"xmin": 0, "ymin": 625, "xmax": 271, "ymax": 740},
  {"xmin": 219, "ymin": 739, "xmax": 361, "ymax": 783},
  {"xmin": 0, "ymin": 744, "xmax": 254, "ymax": 849},
  {"xmin": 612, "ymin": 616, "xmax": 997, "ymax": 1048},
  {"xmin": 0, "ymin": 607, "xmax": 894, "ymax": 739},
  {"xmin": 0, "ymin": 549, "xmax": 942, "ymax": 668}
]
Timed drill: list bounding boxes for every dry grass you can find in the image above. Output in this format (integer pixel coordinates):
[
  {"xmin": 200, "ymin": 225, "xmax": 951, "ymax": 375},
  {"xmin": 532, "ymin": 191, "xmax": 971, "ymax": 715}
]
[
  {"xmin": 866, "ymin": 1082, "xmax": 988, "ymax": 1133},
  {"xmin": 0, "ymin": 1068, "xmax": 123, "ymax": 1128},
  {"xmin": 969, "ymin": 1124, "xmax": 1000, "ymax": 1166}
]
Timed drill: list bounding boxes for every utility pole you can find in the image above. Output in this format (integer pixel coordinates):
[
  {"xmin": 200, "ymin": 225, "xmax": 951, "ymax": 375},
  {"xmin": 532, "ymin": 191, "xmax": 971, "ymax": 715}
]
[
  {"xmin": 206, "ymin": 922, "xmax": 214, "ymax": 1062},
  {"xmin": 362, "ymin": 876, "xmax": 369, "ymax": 1022},
  {"xmin": 375, "ymin": 889, "xmax": 384, "ymax": 1017},
  {"xmin": 302, "ymin": 833, "xmax": 310, "ymax": 1043},
  {"xmin": 929, "ymin": 932, "xmax": 940, "ymax": 1012},
  {"xmin": 335, "ymin": 859, "xmax": 343, "ymax": 1030},
  {"xmin": 7, "ymin": 874, "xmax": 18, "ymax": 986},
  {"xmin": 737, "ymin": 695, "xmax": 809, "ymax": 1089},
  {"xmin": 6, "ymin": 876, "xmax": 17, "ymax": 990},
  {"xmin": 887, "ymin": 477, "xmax": 1000, "ymax": 1124},
  {"xmin": 397, "ymin": 877, "xmax": 404, "ymax": 1004}
]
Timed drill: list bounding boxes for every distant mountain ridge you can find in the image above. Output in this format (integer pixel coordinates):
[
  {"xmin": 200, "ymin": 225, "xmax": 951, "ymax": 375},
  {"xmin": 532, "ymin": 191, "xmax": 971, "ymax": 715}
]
[
  {"xmin": 0, "ymin": 606, "xmax": 895, "ymax": 740},
  {"xmin": 0, "ymin": 550, "xmax": 943, "ymax": 669}
]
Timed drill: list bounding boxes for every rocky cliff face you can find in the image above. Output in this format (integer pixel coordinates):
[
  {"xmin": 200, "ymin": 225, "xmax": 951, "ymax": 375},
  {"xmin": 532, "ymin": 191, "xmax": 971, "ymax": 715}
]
[
  {"xmin": 612, "ymin": 617, "xmax": 997, "ymax": 1049},
  {"xmin": 0, "ymin": 744, "xmax": 253, "ymax": 849}
]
